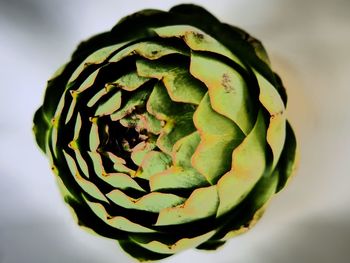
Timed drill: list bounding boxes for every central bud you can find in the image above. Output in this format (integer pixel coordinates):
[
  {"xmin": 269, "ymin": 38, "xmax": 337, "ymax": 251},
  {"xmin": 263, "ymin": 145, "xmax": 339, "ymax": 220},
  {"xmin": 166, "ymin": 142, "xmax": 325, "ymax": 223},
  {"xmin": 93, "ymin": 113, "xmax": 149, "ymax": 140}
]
[{"xmin": 101, "ymin": 103, "xmax": 160, "ymax": 171}]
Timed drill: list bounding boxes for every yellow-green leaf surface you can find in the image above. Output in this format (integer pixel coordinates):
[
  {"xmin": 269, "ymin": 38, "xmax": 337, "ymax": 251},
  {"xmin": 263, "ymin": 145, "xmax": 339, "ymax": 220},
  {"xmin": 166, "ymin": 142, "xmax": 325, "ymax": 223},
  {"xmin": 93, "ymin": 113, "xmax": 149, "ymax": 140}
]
[
  {"xmin": 146, "ymin": 82, "xmax": 196, "ymax": 154},
  {"xmin": 110, "ymin": 88, "xmax": 150, "ymax": 121},
  {"xmin": 89, "ymin": 117, "xmax": 100, "ymax": 152},
  {"xmin": 105, "ymin": 151, "xmax": 135, "ymax": 175},
  {"xmin": 87, "ymin": 151, "xmax": 105, "ymax": 178},
  {"xmin": 109, "ymin": 41, "xmax": 188, "ymax": 63},
  {"xmin": 130, "ymin": 230, "xmax": 215, "ymax": 254},
  {"xmin": 84, "ymin": 198, "xmax": 156, "ymax": 233},
  {"xmin": 150, "ymin": 166, "xmax": 209, "ymax": 191},
  {"xmin": 156, "ymin": 185, "xmax": 219, "ymax": 225},
  {"xmin": 94, "ymin": 90, "xmax": 122, "ymax": 117},
  {"xmin": 220, "ymin": 170, "xmax": 279, "ymax": 241},
  {"xmin": 65, "ymin": 91, "xmax": 78, "ymax": 124},
  {"xmin": 192, "ymin": 94, "xmax": 244, "ymax": 184},
  {"xmin": 107, "ymin": 190, "xmax": 185, "ymax": 212},
  {"xmin": 217, "ymin": 111, "xmax": 267, "ymax": 217},
  {"xmin": 153, "ymin": 25, "xmax": 245, "ymax": 68},
  {"xmin": 136, "ymin": 59, "xmax": 206, "ymax": 104},
  {"xmin": 63, "ymin": 151, "xmax": 108, "ymax": 203},
  {"xmin": 136, "ymin": 151, "xmax": 172, "ymax": 180},
  {"xmin": 68, "ymin": 43, "xmax": 128, "ymax": 83},
  {"xmin": 75, "ymin": 68, "xmax": 101, "ymax": 93},
  {"xmin": 131, "ymin": 141, "xmax": 156, "ymax": 166},
  {"xmin": 112, "ymin": 71, "xmax": 150, "ymax": 91},
  {"xmin": 100, "ymin": 172, "xmax": 145, "ymax": 192},
  {"xmin": 71, "ymin": 149, "xmax": 90, "ymax": 179},
  {"xmin": 87, "ymin": 88, "xmax": 107, "ymax": 108},
  {"xmin": 171, "ymin": 131, "xmax": 201, "ymax": 168},
  {"xmin": 255, "ymin": 71, "xmax": 286, "ymax": 169},
  {"xmin": 190, "ymin": 52, "xmax": 253, "ymax": 134}
]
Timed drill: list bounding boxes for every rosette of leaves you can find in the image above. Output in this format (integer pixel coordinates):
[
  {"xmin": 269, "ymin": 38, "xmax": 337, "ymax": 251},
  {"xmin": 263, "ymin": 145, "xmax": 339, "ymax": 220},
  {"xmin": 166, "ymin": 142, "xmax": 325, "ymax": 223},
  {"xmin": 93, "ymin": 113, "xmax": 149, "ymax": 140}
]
[{"xmin": 33, "ymin": 4, "xmax": 297, "ymax": 261}]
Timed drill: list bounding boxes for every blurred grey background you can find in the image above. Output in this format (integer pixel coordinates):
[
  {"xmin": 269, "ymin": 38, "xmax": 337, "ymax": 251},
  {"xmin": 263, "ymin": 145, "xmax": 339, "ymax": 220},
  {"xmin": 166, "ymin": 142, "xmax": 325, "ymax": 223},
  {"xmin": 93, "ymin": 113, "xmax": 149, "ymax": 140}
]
[{"xmin": 0, "ymin": 0, "xmax": 349, "ymax": 262}]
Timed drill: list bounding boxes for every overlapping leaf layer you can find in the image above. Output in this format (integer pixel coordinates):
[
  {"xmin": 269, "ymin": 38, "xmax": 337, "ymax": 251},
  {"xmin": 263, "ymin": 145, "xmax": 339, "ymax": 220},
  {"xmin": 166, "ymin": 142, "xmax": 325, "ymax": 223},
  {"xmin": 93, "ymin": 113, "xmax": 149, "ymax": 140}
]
[{"xmin": 33, "ymin": 4, "xmax": 297, "ymax": 261}]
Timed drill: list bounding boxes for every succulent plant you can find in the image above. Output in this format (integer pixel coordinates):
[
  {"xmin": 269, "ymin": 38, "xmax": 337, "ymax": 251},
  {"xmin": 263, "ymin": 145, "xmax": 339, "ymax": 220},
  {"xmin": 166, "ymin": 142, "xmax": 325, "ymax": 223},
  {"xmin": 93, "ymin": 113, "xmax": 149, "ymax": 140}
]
[{"xmin": 33, "ymin": 4, "xmax": 297, "ymax": 261}]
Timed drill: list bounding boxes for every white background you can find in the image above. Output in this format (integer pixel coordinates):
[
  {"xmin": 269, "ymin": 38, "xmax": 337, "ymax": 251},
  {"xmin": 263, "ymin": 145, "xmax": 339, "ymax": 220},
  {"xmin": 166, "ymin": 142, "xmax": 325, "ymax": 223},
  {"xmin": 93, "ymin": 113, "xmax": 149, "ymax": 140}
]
[{"xmin": 1, "ymin": 0, "xmax": 349, "ymax": 262}]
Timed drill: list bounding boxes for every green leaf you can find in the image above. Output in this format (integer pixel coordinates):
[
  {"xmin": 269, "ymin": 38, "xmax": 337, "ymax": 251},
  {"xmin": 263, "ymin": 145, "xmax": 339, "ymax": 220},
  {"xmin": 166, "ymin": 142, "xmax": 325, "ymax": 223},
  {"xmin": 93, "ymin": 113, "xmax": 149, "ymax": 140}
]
[
  {"xmin": 156, "ymin": 185, "xmax": 219, "ymax": 225},
  {"xmin": 219, "ymin": 169, "xmax": 279, "ymax": 242},
  {"xmin": 118, "ymin": 239, "xmax": 170, "ymax": 262},
  {"xmin": 136, "ymin": 58, "xmax": 206, "ymax": 104},
  {"xmin": 104, "ymin": 173, "xmax": 145, "ymax": 191},
  {"xmin": 105, "ymin": 151, "xmax": 135, "ymax": 175},
  {"xmin": 190, "ymin": 52, "xmax": 254, "ymax": 135},
  {"xmin": 153, "ymin": 25, "xmax": 245, "ymax": 69},
  {"xmin": 255, "ymin": 70, "xmax": 286, "ymax": 170},
  {"xmin": 136, "ymin": 151, "xmax": 172, "ymax": 180},
  {"xmin": 33, "ymin": 107, "xmax": 50, "ymax": 153},
  {"xmin": 83, "ymin": 198, "xmax": 156, "ymax": 233},
  {"xmin": 68, "ymin": 43, "xmax": 127, "ymax": 83},
  {"xmin": 65, "ymin": 91, "xmax": 78, "ymax": 124},
  {"xmin": 131, "ymin": 141, "xmax": 156, "ymax": 166},
  {"xmin": 110, "ymin": 88, "xmax": 150, "ymax": 121},
  {"xmin": 146, "ymin": 82, "xmax": 196, "ymax": 153},
  {"xmin": 171, "ymin": 131, "xmax": 200, "ymax": 168},
  {"xmin": 109, "ymin": 41, "xmax": 188, "ymax": 63},
  {"xmin": 88, "ymin": 117, "xmax": 100, "ymax": 152},
  {"xmin": 107, "ymin": 190, "xmax": 185, "ymax": 213},
  {"xmin": 94, "ymin": 90, "xmax": 122, "ymax": 117},
  {"xmin": 75, "ymin": 68, "xmax": 101, "ymax": 93},
  {"xmin": 69, "ymin": 148, "xmax": 90, "ymax": 179},
  {"xmin": 216, "ymin": 111, "xmax": 267, "ymax": 217},
  {"xmin": 150, "ymin": 166, "xmax": 209, "ymax": 192},
  {"xmin": 111, "ymin": 71, "xmax": 150, "ymax": 91},
  {"xmin": 276, "ymin": 121, "xmax": 298, "ymax": 192},
  {"xmin": 63, "ymin": 150, "xmax": 108, "ymax": 203},
  {"xmin": 130, "ymin": 230, "xmax": 215, "ymax": 254},
  {"xmin": 192, "ymin": 94, "xmax": 245, "ymax": 184}
]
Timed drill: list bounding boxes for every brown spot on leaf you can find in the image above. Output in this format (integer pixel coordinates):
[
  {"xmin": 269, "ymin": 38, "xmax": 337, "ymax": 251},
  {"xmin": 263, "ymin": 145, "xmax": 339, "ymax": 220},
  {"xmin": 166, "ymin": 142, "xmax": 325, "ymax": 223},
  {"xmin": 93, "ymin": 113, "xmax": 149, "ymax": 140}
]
[
  {"xmin": 271, "ymin": 110, "xmax": 284, "ymax": 119},
  {"xmin": 192, "ymin": 32, "xmax": 204, "ymax": 43},
  {"xmin": 222, "ymin": 73, "xmax": 235, "ymax": 93}
]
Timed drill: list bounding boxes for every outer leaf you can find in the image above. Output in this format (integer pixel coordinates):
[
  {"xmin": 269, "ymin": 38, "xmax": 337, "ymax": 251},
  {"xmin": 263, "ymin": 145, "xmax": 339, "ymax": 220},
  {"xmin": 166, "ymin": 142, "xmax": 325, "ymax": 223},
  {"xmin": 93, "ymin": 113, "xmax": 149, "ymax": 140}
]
[{"xmin": 217, "ymin": 111, "xmax": 267, "ymax": 217}]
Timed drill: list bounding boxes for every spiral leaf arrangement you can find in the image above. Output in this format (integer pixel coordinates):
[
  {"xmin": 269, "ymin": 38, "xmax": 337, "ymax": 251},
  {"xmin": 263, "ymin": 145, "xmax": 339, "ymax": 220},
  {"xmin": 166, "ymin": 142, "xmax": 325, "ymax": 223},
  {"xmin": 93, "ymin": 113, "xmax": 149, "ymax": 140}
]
[{"xmin": 33, "ymin": 4, "xmax": 297, "ymax": 261}]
